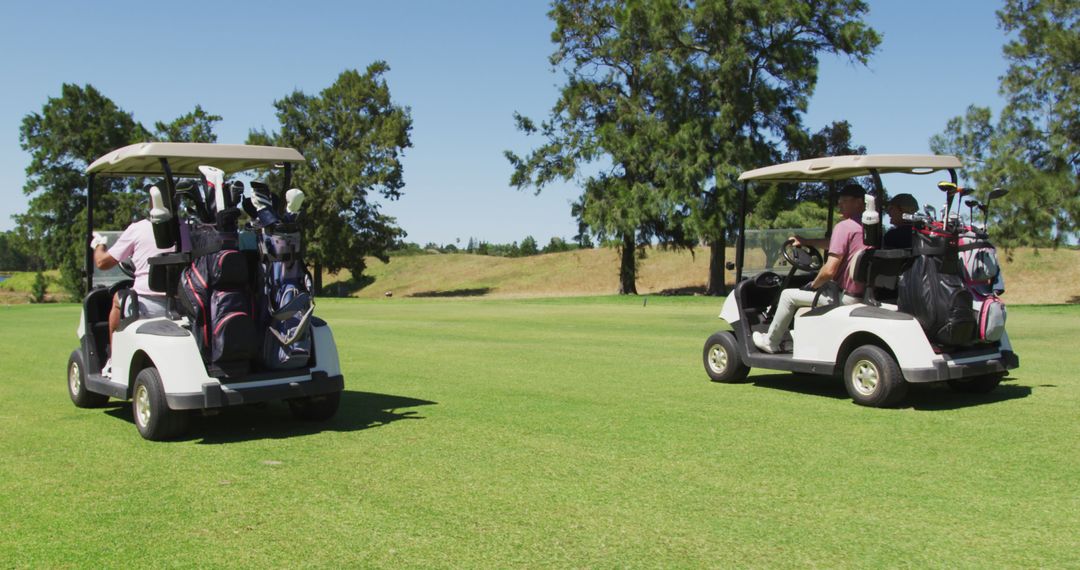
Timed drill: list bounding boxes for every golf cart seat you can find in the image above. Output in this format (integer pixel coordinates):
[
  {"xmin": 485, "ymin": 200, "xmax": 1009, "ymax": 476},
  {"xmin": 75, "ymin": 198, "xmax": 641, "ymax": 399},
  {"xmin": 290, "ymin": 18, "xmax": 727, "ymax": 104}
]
[{"xmin": 851, "ymin": 248, "xmax": 909, "ymax": 305}]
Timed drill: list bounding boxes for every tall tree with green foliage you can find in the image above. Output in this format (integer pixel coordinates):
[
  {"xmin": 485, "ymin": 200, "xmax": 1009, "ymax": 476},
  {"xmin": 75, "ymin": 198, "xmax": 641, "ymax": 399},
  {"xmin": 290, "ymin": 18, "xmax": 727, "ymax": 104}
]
[
  {"xmin": 654, "ymin": 2, "xmax": 879, "ymax": 295},
  {"xmin": 153, "ymin": 104, "xmax": 221, "ymax": 143},
  {"xmin": 931, "ymin": 0, "xmax": 1079, "ymax": 247},
  {"xmin": 249, "ymin": 63, "xmax": 413, "ymax": 293},
  {"xmin": 17, "ymin": 83, "xmax": 222, "ymax": 296},
  {"xmin": 17, "ymin": 84, "xmax": 148, "ymax": 296},
  {"xmin": 508, "ymin": 0, "xmax": 879, "ymax": 295},
  {"xmin": 507, "ymin": 1, "xmax": 691, "ymax": 294}
]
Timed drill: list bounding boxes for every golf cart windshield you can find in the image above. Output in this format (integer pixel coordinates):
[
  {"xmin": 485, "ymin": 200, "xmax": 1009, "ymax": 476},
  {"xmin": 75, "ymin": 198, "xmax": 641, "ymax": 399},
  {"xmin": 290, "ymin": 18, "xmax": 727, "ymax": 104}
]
[
  {"xmin": 91, "ymin": 231, "xmax": 129, "ymax": 289},
  {"xmin": 741, "ymin": 228, "xmax": 826, "ymax": 277}
]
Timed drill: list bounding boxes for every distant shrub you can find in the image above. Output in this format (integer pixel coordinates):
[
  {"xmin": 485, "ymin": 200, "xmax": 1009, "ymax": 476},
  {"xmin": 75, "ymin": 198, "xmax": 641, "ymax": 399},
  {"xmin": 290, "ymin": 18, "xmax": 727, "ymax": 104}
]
[{"xmin": 29, "ymin": 271, "xmax": 47, "ymax": 303}]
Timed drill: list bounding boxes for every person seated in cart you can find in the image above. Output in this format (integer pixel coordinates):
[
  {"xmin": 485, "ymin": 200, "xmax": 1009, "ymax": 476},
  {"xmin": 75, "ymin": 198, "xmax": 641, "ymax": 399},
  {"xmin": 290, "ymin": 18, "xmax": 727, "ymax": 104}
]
[
  {"xmin": 883, "ymin": 193, "xmax": 919, "ymax": 249},
  {"xmin": 752, "ymin": 183, "xmax": 868, "ymax": 354},
  {"xmin": 90, "ymin": 216, "xmax": 174, "ymax": 376}
]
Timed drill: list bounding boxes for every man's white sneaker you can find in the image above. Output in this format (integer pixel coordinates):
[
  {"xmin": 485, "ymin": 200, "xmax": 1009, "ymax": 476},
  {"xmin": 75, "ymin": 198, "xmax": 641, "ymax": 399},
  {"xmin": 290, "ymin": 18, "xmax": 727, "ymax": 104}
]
[
  {"xmin": 752, "ymin": 331, "xmax": 779, "ymax": 354},
  {"xmin": 102, "ymin": 358, "xmax": 112, "ymax": 378}
]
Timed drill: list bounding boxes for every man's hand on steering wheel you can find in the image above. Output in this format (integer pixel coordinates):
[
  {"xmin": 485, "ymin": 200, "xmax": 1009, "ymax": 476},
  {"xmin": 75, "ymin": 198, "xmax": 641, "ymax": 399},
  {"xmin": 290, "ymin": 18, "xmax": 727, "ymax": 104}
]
[{"xmin": 780, "ymin": 238, "xmax": 824, "ymax": 272}]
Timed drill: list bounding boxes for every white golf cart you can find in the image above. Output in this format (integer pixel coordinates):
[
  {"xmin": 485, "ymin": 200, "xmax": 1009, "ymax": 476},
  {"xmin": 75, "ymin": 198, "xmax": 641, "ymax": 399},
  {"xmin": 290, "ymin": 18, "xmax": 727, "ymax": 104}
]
[
  {"xmin": 67, "ymin": 143, "xmax": 344, "ymax": 440},
  {"xmin": 703, "ymin": 154, "xmax": 1019, "ymax": 407}
]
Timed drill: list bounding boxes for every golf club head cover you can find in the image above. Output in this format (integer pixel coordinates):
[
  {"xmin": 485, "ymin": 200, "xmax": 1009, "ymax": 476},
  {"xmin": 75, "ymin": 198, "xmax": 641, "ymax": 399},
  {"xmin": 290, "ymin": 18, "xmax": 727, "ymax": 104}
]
[
  {"xmin": 228, "ymin": 180, "xmax": 245, "ymax": 209},
  {"xmin": 148, "ymin": 185, "xmax": 176, "ymax": 249},
  {"xmin": 285, "ymin": 188, "xmax": 305, "ymax": 214},
  {"xmin": 249, "ymin": 180, "xmax": 279, "ymax": 227},
  {"xmin": 198, "ymin": 165, "xmax": 226, "ymax": 217}
]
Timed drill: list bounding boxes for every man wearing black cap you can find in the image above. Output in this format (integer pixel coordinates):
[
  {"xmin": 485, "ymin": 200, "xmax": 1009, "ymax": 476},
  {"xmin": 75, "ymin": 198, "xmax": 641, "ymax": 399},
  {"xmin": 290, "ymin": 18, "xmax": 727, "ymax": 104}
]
[
  {"xmin": 883, "ymin": 193, "xmax": 919, "ymax": 249},
  {"xmin": 753, "ymin": 183, "xmax": 868, "ymax": 354}
]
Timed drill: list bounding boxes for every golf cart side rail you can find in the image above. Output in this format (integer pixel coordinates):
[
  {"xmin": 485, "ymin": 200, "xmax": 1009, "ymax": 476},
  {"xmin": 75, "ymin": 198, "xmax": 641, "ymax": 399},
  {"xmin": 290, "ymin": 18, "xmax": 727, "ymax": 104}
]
[{"xmin": 738, "ymin": 154, "xmax": 962, "ymax": 182}]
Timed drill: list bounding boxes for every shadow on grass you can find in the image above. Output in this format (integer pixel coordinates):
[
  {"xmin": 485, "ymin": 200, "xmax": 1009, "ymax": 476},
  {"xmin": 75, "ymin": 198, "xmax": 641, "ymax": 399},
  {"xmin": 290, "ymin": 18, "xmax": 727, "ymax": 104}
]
[
  {"xmin": 751, "ymin": 373, "xmax": 850, "ymax": 400},
  {"xmin": 103, "ymin": 390, "xmax": 436, "ymax": 443},
  {"xmin": 409, "ymin": 287, "xmax": 491, "ymax": 298},
  {"xmin": 749, "ymin": 373, "xmax": 1033, "ymax": 409},
  {"xmin": 904, "ymin": 379, "xmax": 1032, "ymax": 410},
  {"xmin": 322, "ymin": 274, "xmax": 376, "ymax": 297},
  {"xmin": 656, "ymin": 285, "xmax": 707, "ymax": 296}
]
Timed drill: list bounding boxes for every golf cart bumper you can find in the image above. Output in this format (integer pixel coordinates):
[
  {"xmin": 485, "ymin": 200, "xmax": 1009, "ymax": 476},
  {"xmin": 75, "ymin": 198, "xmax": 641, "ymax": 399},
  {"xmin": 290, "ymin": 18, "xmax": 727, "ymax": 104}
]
[
  {"xmin": 902, "ymin": 350, "xmax": 1019, "ymax": 383},
  {"xmin": 165, "ymin": 371, "xmax": 344, "ymax": 410}
]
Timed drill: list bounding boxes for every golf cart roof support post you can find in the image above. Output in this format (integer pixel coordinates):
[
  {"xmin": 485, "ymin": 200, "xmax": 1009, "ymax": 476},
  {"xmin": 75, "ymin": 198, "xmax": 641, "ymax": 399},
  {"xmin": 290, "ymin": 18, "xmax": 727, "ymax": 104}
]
[
  {"xmin": 826, "ymin": 181, "xmax": 836, "ymax": 239},
  {"xmin": 157, "ymin": 157, "xmax": 180, "ymax": 319},
  {"xmin": 735, "ymin": 181, "xmax": 748, "ymax": 283},
  {"xmin": 85, "ymin": 173, "xmax": 96, "ymax": 293},
  {"xmin": 283, "ymin": 163, "xmax": 293, "ymax": 192},
  {"xmin": 870, "ymin": 169, "xmax": 885, "ymax": 248}
]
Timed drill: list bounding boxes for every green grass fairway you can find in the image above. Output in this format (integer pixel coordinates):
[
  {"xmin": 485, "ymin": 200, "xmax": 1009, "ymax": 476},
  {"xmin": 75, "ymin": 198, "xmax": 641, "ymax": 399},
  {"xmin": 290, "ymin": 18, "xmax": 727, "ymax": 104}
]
[{"xmin": 1, "ymin": 298, "xmax": 1077, "ymax": 567}]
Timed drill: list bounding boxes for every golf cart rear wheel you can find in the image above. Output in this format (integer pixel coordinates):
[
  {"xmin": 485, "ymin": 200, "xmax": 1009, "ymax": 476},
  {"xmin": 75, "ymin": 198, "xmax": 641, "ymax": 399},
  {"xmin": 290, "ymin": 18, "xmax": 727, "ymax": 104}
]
[
  {"xmin": 68, "ymin": 349, "xmax": 108, "ymax": 408},
  {"xmin": 948, "ymin": 373, "xmax": 1004, "ymax": 394},
  {"xmin": 703, "ymin": 331, "xmax": 750, "ymax": 383},
  {"xmin": 843, "ymin": 345, "xmax": 907, "ymax": 407},
  {"xmin": 132, "ymin": 367, "xmax": 189, "ymax": 441},
  {"xmin": 288, "ymin": 391, "xmax": 341, "ymax": 421}
]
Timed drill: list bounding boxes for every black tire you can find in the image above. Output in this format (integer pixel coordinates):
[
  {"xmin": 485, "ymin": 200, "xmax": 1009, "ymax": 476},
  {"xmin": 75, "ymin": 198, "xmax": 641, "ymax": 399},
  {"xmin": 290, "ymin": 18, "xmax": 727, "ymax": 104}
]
[
  {"xmin": 843, "ymin": 345, "xmax": 908, "ymax": 407},
  {"xmin": 68, "ymin": 349, "xmax": 108, "ymax": 408},
  {"xmin": 948, "ymin": 374, "xmax": 1004, "ymax": 394},
  {"xmin": 703, "ymin": 331, "xmax": 750, "ymax": 383},
  {"xmin": 132, "ymin": 367, "xmax": 189, "ymax": 441},
  {"xmin": 288, "ymin": 391, "xmax": 341, "ymax": 421}
]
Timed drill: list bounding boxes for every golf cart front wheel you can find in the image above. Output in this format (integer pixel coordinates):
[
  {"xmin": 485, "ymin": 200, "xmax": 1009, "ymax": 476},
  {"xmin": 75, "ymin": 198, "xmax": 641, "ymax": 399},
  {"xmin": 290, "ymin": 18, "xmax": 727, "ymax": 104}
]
[
  {"xmin": 68, "ymin": 349, "xmax": 108, "ymax": 408},
  {"xmin": 843, "ymin": 345, "xmax": 907, "ymax": 407},
  {"xmin": 703, "ymin": 331, "xmax": 750, "ymax": 383},
  {"xmin": 948, "ymin": 373, "xmax": 1004, "ymax": 394},
  {"xmin": 288, "ymin": 391, "xmax": 341, "ymax": 421},
  {"xmin": 132, "ymin": 367, "xmax": 189, "ymax": 441}
]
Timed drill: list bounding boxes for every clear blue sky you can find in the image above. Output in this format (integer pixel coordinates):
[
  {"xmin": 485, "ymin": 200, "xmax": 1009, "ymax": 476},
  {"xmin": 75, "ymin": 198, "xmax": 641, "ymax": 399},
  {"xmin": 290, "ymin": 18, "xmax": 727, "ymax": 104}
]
[{"xmin": 0, "ymin": 1, "xmax": 1009, "ymax": 245}]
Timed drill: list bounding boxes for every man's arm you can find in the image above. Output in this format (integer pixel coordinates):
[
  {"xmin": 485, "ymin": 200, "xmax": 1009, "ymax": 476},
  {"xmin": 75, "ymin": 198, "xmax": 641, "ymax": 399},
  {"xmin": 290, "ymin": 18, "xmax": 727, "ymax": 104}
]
[
  {"xmin": 810, "ymin": 254, "xmax": 841, "ymax": 289},
  {"xmin": 93, "ymin": 246, "xmax": 118, "ymax": 270},
  {"xmin": 792, "ymin": 235, "xmax": 830, "ymax": 251}
]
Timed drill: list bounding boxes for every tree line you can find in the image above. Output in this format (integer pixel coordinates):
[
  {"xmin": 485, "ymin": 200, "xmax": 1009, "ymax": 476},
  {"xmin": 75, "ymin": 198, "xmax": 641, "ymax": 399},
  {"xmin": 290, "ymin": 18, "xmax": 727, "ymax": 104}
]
[
  {"xmin": 7, "ymin": 0, "xmax": 1076, "ymax": 297},
  {"xmin": 393, "ymin": 234, "xmax": 590, "ymax": 257}
]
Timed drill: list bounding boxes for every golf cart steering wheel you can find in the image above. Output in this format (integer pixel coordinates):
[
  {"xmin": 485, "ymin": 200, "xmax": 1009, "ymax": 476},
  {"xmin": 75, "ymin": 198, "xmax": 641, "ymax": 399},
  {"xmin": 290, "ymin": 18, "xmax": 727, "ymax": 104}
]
[
  {"xmin": 781, "ymin": 239, "xmax": 823, "ymax": 272},
  {"xmin": 119, "ymin": 259, "xmax": 136, "ymax": 279}
]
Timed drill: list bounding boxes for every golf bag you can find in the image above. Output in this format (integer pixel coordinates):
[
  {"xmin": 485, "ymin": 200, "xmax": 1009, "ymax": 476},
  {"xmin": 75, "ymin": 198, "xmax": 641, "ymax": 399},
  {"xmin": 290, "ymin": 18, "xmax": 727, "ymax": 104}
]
[
  {"xmin": 897, "ymin": 232, "xmax": 977, "ymax": 347},
  {"xmin": 958, "ymin": 233, "xmax": 1005, "ymax": 299},
  {"xmin": 257, "ymin": 229, "xmax": 314, "ymax": 370},
  {"xmin": 178, "ymin": 247, "xmax": 259, "ymax": 368}
]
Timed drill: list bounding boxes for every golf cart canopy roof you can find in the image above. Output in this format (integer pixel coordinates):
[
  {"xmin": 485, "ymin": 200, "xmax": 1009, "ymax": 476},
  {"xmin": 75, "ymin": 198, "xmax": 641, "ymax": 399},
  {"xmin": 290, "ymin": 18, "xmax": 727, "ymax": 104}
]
[
  {"xmin": 86, "ymin": 143, "xmax": 305, "ymax": 177},
  {"xmin": 737, "ymin": 154, "xmax": 962, "ymax": 183}
]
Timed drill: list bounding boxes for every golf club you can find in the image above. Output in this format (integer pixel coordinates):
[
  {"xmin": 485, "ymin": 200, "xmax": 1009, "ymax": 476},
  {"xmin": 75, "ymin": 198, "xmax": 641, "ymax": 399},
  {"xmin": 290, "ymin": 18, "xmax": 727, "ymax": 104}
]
[
  {"xmin": 965, "ymin": 198, "xmax": 981, "ymax": 228},
  {"xmin": 983, "ymin": 187, "xmax": 1009, "ymax": 228},
  {"xmin": 174, "ymin": 179, "xmax": 211, "ymax": 223},
  {"xmin": 938, "ymin": 181, "xmax": 957, "ymax": 227}
]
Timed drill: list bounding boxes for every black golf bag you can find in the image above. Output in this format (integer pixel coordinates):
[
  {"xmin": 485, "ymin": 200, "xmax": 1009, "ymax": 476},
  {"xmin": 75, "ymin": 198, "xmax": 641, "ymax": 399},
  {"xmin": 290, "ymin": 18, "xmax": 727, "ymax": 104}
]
[
  {"xmin": 257, "ymin": 229, "xmax": 314, "ymax": 370},
  {"xmin": 897, "ymin": 232, "xmax": 977, "ymax": 347},
  {"xmin": 178, "ymin": 244, "xmax": 259, "ymax": 372}
]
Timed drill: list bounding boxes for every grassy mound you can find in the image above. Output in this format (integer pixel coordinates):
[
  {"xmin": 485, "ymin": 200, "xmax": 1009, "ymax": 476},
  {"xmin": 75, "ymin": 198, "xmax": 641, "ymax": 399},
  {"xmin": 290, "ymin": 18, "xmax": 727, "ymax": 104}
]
[{"xmin": 324, "ymin": 246, "xmax": 1080, "ymax": 305}]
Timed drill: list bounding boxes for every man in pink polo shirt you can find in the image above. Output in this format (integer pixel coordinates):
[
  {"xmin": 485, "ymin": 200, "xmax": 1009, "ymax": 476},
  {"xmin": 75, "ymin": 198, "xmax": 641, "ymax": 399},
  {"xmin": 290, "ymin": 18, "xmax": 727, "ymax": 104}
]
[
  {"xmin": 91, "ymin": 219, "xmax": 174, "ymax": 376},
  {"xmin": 753, "ymin": 183, "xmax": 868, "ymax": 354}
]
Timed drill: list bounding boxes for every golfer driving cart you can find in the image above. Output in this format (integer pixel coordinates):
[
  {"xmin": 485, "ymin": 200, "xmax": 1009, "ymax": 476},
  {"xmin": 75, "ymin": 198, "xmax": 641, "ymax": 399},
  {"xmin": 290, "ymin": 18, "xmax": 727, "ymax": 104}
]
[
  {"xmin": 703, "ymin": 155, "xmax": 1019, "ymax": 407},
  {"xmin": 67, "ymin": 143, "xmax": 344, "ymax": 440}
]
